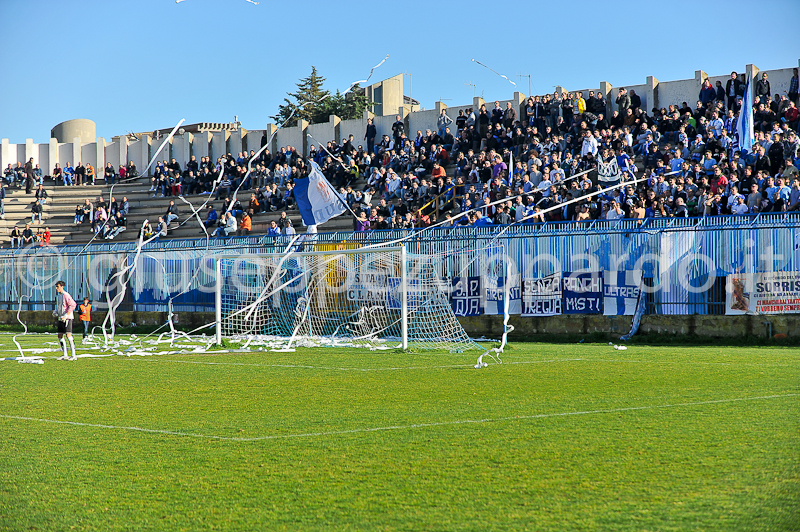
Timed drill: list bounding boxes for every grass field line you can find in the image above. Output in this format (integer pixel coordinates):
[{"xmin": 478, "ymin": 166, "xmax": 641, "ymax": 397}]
[
  {"xmin": 119, "ymin": 358, "xmax": 585, "ymax": 371},
  {"xmin": 1, "ymin": 393, "xmax": 795, "ymax": 443},
  {"xmin": 115, "ymin": 356, "xmax": 795, "ymax": 371}
]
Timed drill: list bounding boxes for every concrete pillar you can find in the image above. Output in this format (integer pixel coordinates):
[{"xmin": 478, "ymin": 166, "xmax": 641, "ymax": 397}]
[
  {"xmin": 599, "ymin": 81, "xmax": 613, "ymax": 117},
  {"xmin": 473, "ymin": 96, "xmax": 485, "ymax": 111},
  {"xmin": 695, "ymin": 69, "xmax": 708, "ymax": 87},
  {"xmin": 191, "ymin": 132, "xmax": 210, "ymax": 161},
  {"xmin": 211, "ymin": 131, "xmax": 227, "ymax": 161},
  {"xmin": 645, "ymin": 76, "xmax": 659, "ymax": 113},
  {"xmin": 96, "ymin": 138, "xmax": 106, "ymax": 179},
  {"xmin": 746, "ymin": 64, "xmax": 759, "ymax": 108},
  {"xmin": 265, "ymin": 124, "xmax": 278, "ymax": 154},
  {"xmin": 138, "ymin": 135, "xmax": 151, "ymax": 176},
  {"xmin": 118, "ymin": 137, "xmax": 128, "ymax": 172},
  {"xmin": 297, "ymin": 119, "xmax": 309, "ymax": 158},
  {"xmin": 554, "ymin": 85, "xmax": 565, "ymax": 96},
  {"xmin": 363, "ymin": 109, "xmax": 375, "ymax": 121},
  {"xmin": 72, "ymin": 138, "xmax": 81, "ymax": 168},
  {"xmin": 25, "ymin": 139, "xmax": 36, "ymax": 166},
  {"xmin": 48, "ymin": 138, "xmax": 58, "ymax": 175},
  {"xmin": 228, "ymin": 129, "xmax": 244, "ymax": 159},
  {"xmin": 330, "ymin": 115, "xmax": 342, "ymax": 146},
  {"xmin": 0, "ymin": 139, "xmax": 9, "ymax": 171}
]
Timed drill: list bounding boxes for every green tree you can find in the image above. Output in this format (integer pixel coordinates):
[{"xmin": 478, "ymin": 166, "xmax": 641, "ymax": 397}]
[
  {"xmin": 272, "ymin": 70, "xmax": 372, "ymax": 126},
  {"xmin": 271, "ymin": 66, "xmax": 330, "ymax": 126},
  {"xmin": 318, "ymin": 85, "xmax": 370, "ymax": 122}
]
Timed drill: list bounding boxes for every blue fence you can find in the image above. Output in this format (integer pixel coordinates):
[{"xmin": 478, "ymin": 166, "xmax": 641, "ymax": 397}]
[{"xmin": 1, "ymin": 213, "xmax": 798, "ymax": 315}]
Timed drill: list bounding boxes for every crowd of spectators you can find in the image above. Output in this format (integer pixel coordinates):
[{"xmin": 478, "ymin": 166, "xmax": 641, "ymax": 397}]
[{"xmin": 5, "ymin": 69, "xmax": 800, "ymax": 246}]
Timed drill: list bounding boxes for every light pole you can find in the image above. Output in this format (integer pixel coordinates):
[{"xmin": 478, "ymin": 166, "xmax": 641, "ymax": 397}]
[{"xmin": 518, "ymin": 74, "xmax": 531, "ymax": 97}]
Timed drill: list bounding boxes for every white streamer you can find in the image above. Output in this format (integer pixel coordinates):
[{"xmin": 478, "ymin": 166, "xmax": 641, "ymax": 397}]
[{"xmin": 472, "ymin": 59, "xmax": 516, "ymax": 88}]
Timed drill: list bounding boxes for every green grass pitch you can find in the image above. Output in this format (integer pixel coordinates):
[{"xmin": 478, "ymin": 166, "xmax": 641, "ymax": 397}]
[{"xmin": 0, "ymin": 333, "xmax": 798, "ymax": 531}]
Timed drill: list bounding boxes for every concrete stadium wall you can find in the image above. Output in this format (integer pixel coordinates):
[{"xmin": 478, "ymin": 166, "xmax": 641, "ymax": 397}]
[
  {"xmin": 306, "ymin": 116, "xmax": 339, "ymax": 156},
  {"xmin": 458, "ymin": 313, "xmax": 800, "ymax": 340},
  {"xmin": 2, "ymin": 310, "xmax": 797, "ymax": 341},
  {"xmin": 4, "ymin": 61, "xmax": 800, "ymax": 176}
]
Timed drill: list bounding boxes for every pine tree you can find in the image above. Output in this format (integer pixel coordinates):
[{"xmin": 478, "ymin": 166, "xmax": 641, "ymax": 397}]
[
  {"xmin": 272, "ymin": 69, "xmax": 373, "ymax": 126},
  {"xmin": 271, "ymin": 66, "xmax": 330, "ymax": 126}
]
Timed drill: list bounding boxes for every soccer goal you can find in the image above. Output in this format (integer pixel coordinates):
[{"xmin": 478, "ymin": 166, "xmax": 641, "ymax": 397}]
[{"xmin": 214, "ymin": 246, "xmax": 481, "ymax": 352}]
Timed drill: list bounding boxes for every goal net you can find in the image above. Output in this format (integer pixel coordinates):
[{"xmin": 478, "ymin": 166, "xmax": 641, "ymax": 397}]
[{"xmin": 215, "ymin": 246, "xmax": 481, "ymax": 352}]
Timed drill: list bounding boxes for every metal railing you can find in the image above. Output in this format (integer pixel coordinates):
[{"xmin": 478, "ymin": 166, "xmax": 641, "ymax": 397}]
[{"xmin": 0, "ymin": 213, "xmax": 797, "ymax": 315}]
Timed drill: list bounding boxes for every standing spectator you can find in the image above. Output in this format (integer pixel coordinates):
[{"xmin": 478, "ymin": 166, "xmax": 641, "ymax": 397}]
[
  {"xmin": 392, "ymin": 114, "xmax": 405, "ymax": 145},
  {"xmin": 699, "ymin": 80, "xmax": 716, "ymax": 106},
  {"xmin": 24, "ymin": 157, "xmax": 35, "ymax": 194},
  {"xmin": 755, "ymin": 72, "xmax": 771, "ymax": 100},
  {"xmin": 0, "ymin": 182, "xmax": 5, "ymax": 219},
  {"xmin": 789, "ymin": 68, "xmax": 799, "ymax": 106},
  {"xmin": 437, "ymin": 109, "xmax": 453, "ymax": 138},
  {"xmin": 79, "ymin": 297, "xmax": 92, "ymax": 341},
  {"xmin": 356, "ymin": 210, "xmax": 370, "ymax": 231},
  {"xmin": 725, "ymin": 72, "xmax": 741, "ymax": 111},
  {"xmin": 616, "ymin": 87, "xmax": 631, "ymax": 114}
]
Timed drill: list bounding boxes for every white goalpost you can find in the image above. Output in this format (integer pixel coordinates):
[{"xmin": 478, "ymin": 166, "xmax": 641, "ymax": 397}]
[{"xmin": 213, "ymin": 245, "xmax": 481, "ymax": 353}]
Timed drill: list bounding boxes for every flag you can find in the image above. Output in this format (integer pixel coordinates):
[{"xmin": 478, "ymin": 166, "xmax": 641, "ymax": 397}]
[
  {"xmin": 735, "ymin": 79, "xmax": 754, "ymax": 155},
  {"xmin": 294, "ymin": 161, "xmax": 345, "ymax": 227}
]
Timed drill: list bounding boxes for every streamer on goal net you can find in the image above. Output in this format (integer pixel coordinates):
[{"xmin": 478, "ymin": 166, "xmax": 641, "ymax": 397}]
[{"xmin": 215, "ymin": 245, "xmax": 482, "ymax": 353}]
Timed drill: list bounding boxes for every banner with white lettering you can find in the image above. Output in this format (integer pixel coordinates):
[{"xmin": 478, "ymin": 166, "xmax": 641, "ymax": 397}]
[
  {"xmin": 597, "ymin": 158, "xmax": 621, "ymax": 183},
  {"xmin": 603, "ymin": 270, "xmax": 642, "ymax": 315},
  {"xmin": 725, "ymin": 272, "xmax": 800, "ymax": 315},
  {"xmin": 452, "ymin": 277, "xmax": 483, "ymax": 316},
  {"xmin": 346, "ymin": 271, "xmax": 388, "ymax": 303},
  {"xmin": 387, "ymin": 278, "xmax": 423, "ymax": 310},
  {"xmin": 484, "ymin": 277, "xmax": 522, "ymax": 315},
  {"xmin": 562, "ymin": 272, "xmax": 603, "ymax": 314},
  {"xmin": 521, "ymin": 273, "xmax": 562, "ymax": 317}
]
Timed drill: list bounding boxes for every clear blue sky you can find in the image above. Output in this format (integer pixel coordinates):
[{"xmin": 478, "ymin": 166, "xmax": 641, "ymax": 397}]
[{"xmin": 1, "ymin": 0, "xmax": 798, "ymax": 143}]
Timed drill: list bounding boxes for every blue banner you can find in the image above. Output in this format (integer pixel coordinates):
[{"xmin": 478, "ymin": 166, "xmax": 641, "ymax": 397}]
[
  {"xmin": 562, "ymin": 272, "xmax": 603, "ymax": 314},
  {"xmin": 603, "ymin": 270, "xmax": 642, "ymax": 315},
  {"xmin": 452, "ymin": 276, "xmax": 483, "ymax": 316}
]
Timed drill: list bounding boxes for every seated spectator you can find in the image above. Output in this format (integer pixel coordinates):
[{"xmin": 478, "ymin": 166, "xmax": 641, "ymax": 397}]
[
  {"xmin": 266, "ymin": 219, "xmax": 280, "ymax": 236},
  {"xmin": 164, "ymin": 200, "xmax": 179, "ymax": 227},
  {"xmin": 38, "ymin": 227, "xmax": 51, "ymax": 247},
  {"xmin": 238, "ymin": 210, "xmax": 252, "ymax": 236},
  {"xmin": 202, "ymin": 205, "xmax": 218, "ymax": 232},
  {"xmin": 213, "ymin": 212, "xmax": 237, "ymax": 238},
  {"xmin": 10, "ymin": 226, "xmax": 22, "ymax": 248},
  {"xmin": 105, "ymin": 163, "xmax": 116, "ymax": 185},
  {"xmin": 22, "ymin": 223, "xmax": 34, "ymax": 246},
  {"xmin": 31, "ymin": 201, "xmax": 43, "ymax": 224},
  {"xmin": 155, "ymin": 216, "xmax": 168, "ymax": 240}
]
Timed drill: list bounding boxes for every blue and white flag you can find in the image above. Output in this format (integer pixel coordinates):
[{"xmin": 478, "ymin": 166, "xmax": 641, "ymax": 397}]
[
  {"xmin": 294, "ymin": 161, "xmax": 345, "ymax": 227},
  {"xmin": 735, "ymin": 79, "xmax": 754, "ymax": 155},
  {"xmin": 603, "ymin": 270, "xmax": 642, "ymax": 316},
  {"xmin": 484, "ymin": 276, "xmax": 522, "ymax": 315}
]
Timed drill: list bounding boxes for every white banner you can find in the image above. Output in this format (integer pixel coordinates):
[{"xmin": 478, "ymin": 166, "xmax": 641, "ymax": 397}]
[{"xmin": 726, "ymin": 272, "xmax": 800, "ymax": 315}]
